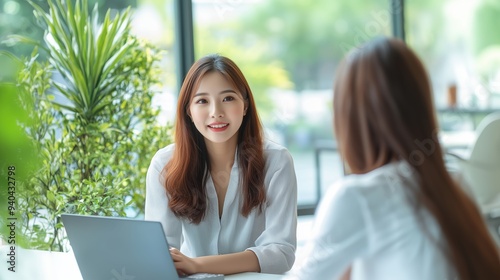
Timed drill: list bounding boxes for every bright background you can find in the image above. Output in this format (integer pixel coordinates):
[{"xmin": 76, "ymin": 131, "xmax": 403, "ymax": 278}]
[{"xmin": 1, "ymin": 0, "xmax": 499, "ymax": 214}]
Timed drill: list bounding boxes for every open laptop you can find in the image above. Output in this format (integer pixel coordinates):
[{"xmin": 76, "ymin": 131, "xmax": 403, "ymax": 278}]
[{"xmin": 61, "ymin": 214, "xmax": 224, "ymax": 280}]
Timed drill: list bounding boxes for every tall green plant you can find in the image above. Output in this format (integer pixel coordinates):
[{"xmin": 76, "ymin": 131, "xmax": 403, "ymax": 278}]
[{"xmin": 13, "ymin": 0, "xmax": 172, "ymax": 251}]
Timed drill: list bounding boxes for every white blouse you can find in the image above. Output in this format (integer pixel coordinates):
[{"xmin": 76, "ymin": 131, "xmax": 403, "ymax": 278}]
[
  {"xmin": 285, "ymin": 161, "xmax": 455, "ymax": 280},
  {"xmin": 145, "ymin": 140, "xmax": 298, "ymax": 274}
]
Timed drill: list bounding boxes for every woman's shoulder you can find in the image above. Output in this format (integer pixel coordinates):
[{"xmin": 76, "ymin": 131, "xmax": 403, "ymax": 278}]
[
  {"xmin": 263, "ymin": 139, "xmax": 290, "ymax": 154},
  {"xmin": 262, "ymin": 140, "xmax": 293, "ymax": 163},
  {"xmin": 150, "ymin": 143, "xmax": 176, "ymax": 167},
  {"xmin": 330, "ymin": 161, "xmax": 418, "ymax": 204},
  {"xmin": 319, "ymin": 169, "xmax": 397, "ymax": 220},
  {"xmin": 343, "ymin": 161, "xmax": 415, "ymax": 187}
]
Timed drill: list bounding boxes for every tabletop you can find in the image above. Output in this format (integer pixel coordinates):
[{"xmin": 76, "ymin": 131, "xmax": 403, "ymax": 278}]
[{"xmin": 0, "ymin": 245, "xmax": 284, "ymax": 280}]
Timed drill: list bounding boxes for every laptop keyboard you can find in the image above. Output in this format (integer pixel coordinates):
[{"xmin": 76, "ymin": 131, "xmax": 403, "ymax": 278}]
[{"xmin": 183, "ymin": 273, "xmax": 224, "ymax": 279}]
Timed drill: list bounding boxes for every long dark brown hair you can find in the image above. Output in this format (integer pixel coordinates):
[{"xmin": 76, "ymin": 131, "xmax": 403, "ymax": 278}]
[
  {"xmin": 163, "ymin": 54, "xmax": 266, "ymax": 224},
  {"xmin": 333, "ymin": 37, "xmax": 500, "ymax": 279}
]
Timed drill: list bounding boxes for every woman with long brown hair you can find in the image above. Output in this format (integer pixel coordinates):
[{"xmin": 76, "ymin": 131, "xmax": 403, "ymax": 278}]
[
  {"xmin": 145, "ymin": 54, "xmax": 297, "ymax": 276},
  {"xmin": 285, "ymin": 37, "xmax": 500, "ymax": 279}
]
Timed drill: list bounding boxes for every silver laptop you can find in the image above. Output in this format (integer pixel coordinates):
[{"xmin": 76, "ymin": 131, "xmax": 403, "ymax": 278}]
[{"xmin": 61, "ymin": 214, "xmax": 224, "ymax": 280}]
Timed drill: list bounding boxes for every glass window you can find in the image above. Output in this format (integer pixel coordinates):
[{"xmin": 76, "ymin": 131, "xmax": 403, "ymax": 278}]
[
  {"xmin": 407, "ymin": 0, "xmax": 500, "ymax": 152},
  {"xmin": 132, "ymin": 0, "xmax": 177, "ymax": 126},
  {"xmin": 192, "ymin": 0, "xmax": 391, "ymax": 210}
]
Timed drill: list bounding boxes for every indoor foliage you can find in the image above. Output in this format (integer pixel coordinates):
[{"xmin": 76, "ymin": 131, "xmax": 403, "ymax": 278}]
[{"xmin": 12, "ymin": 0, "xmax": 172, "ymax": 251}]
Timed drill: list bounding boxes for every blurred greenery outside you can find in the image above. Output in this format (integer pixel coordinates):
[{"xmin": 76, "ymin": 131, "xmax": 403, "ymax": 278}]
[
  {"xmin": 1, "ymin": 0, "xmax": 172, "ymax": 251},
  {"xmin": 3, "ymin": 0, "xmax": 500, "ymax": 146},
  {"xmin": 406, "ymin": 0, "xmax": 500, "ymax": 120},
  {"xmin": 1, "ymin": 0, "xmax": 500, "ymax": 249}
]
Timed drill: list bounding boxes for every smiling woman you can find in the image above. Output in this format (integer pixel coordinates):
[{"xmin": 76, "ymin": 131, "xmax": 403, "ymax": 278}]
[
  {"xmin": 189, "ymin": 71, "xmax": 248, "ymax": 146},
  {"xmin": 145, "ymin": 54, "xmax": 298, "ymax": 276}
]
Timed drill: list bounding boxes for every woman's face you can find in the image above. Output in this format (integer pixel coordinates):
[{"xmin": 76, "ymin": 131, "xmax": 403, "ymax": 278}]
[{"xmin": 188, "ymin": 71, "xmax": 247, "ymax": 146}]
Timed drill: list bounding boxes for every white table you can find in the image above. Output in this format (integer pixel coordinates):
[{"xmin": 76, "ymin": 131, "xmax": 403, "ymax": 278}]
[
  {"xmin": 226, "ymin": 272, "xmax": 284, "ymax": 280},
  {"xmin": 0, "ymin": 245, "xmax": 283, "ymax": 280},
  {"xmin": 0, "ymin": 246, "xmax": 283, "ymax": 280}
]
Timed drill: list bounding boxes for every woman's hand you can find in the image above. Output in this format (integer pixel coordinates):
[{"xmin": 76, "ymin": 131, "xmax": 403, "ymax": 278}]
[
  {"xmin": 339, "ymin": 266, "xmax": 351, "ymax": 280},
  {"xmin": 169, "ymin": 247, "xmax": 200, "ymax": 276},
  {"xmin": 169, "ymin": 248, "xmax": 259, "ymax": 275}
]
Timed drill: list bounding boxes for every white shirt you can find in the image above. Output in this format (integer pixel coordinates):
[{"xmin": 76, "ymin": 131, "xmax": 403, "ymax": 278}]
[
  {"xmin": 145, "ymin": 140, "xmax": 298, "ymax": 274},
  {"xmin": 285, "ymin": 161, "xmax": 455, "ymax": 280}
]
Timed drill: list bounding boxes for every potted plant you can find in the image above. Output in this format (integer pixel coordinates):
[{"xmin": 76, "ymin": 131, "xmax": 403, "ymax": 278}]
[{"xmin": 2, "ymin": 0, "xmax": 172, "ymax": 251}]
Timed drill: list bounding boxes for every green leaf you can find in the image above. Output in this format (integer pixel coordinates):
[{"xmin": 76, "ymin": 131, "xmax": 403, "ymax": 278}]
[
  {"xmin": 15, "ymin": 0, "xmax": 172, "ymax": 252},
  {"xmin": 47, "ymin": 191, "xmax": 56, "ymax": 202}
]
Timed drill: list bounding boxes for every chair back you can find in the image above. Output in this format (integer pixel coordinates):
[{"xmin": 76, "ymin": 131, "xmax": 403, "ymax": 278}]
[{"xmin": 458, "ymin": 112, "xmax": 500, "ymax": 214}]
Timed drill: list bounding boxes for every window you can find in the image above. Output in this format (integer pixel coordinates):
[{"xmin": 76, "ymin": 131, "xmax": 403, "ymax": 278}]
[
  {"xmin": 132, "ymin": 0, "xmax": 177, "ymax": 126},
  {"xmin": 192, "ymin": 0, "xmax": 391, "ymax": 213},
  {"xmin": 407, "ymin": 0, "xmax": 500, "ymax": 149}
]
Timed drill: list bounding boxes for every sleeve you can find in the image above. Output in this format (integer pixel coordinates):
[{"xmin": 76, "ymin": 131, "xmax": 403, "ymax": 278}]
[
  {"xmin": 144, "ymin": 150, "xmax": 183, "ymax": 249},
  {"xmin": 246, "ymin": 149, "xmax": 298, "ymax": 274},
  {"xmin": 283, "ymin": 182, "xmax": 369, "ymax": 280}
]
